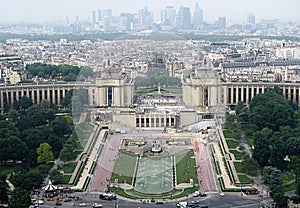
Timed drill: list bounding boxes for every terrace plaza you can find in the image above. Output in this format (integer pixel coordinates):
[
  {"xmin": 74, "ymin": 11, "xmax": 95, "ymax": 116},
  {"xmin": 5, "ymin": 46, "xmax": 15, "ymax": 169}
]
[{"xmin": 0, "ymin": 67, "xmax": 294, "ymax": 200}]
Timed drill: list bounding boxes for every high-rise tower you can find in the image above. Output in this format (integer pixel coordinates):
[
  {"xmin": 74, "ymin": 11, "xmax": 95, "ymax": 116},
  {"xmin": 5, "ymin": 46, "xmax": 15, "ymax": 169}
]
[
  {"xmin": 91, "ymin": 11, "xmax": 97, "ymax": 25},
  {"xmin": 194, "ymin": 1, "xmax": 203, "ymax": 28},
  {"xmin": 247, "ymin": 13, "xmax": 256, "ymax": 25}
]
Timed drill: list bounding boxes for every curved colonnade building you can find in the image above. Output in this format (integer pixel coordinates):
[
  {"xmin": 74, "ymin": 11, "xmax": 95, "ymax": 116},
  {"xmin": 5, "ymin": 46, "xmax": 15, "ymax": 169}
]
[{"xmin": 1, "ymin": 68, "xmax": 299, "ymax": 129}]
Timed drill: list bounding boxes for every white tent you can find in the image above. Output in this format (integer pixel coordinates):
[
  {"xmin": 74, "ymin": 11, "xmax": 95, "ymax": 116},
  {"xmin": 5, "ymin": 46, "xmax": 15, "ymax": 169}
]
[{"xmin": 42, "ymin": 180, "xmax": 57, "ymax": 191}]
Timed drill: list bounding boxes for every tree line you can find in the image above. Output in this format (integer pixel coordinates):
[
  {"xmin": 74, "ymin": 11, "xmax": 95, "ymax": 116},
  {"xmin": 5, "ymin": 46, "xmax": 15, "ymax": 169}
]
[
  {"xmin": 26, "ymin": 63, "xmax": 94, "ymax": 82},
  {"xmin": 135, "ymin": 67, "xmax": 181, "ymax": 89}
]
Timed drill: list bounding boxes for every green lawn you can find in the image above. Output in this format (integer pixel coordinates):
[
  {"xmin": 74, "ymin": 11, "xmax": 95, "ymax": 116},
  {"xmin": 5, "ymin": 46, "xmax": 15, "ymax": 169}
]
[
  {"xmin": 0, "ymin": 166, "xmax": 14, "ymax": 177},
  {"xmin": 230, "ymin": 150, "xmax": 245, "ymax": 160},
  {"xmin": 223, "ymin": 130, "xmax": 233, "ymax": 138},
  {"xmin": 246, "ymin": 136, "xmax": 254, "ymax": 148},
  {"xmin": 62, "ymin": 162, "xmax": 77, "ymax": 174},
  {"xmin": 136, "ymin": 88, "xmax": 157, "ymax": 94},
  {"xmin": 176, "ymin": 150, "xmax": 198, "ymax": 184},
  {"xmin": 162, "ymin": 88, "xmax": 182, "ymax": 94},
  {"xmin": 238, "ymin": 174, "xmax": 253, "ymax": 184},
  {"xmin": 226, "ymin": 139, "xmax": 239, "ymax": 149},
  {"xmin": 136, "ymin": 87, "xmax": 182, "ymax": 94},
  {"xmin": 280, "ymin": 172, "xmax": 295, "ymax": 184},
  {"xmin": 282, "ymin": 181, "xmax": 297, "ymax": 192},
  {"xmin": 223, "ymin": 122, "xmax": 236, "ymax": 130},
  {"xmin": 60, "ymin": 175, "xmax": 71, "ymax": 184},
  {"xmin": 234, "ymin": 162, "xmax": 244, "ymax": 173},
  {"xmin": 111, "ymin": 151, "xmax": 137, "ymax": 185}
]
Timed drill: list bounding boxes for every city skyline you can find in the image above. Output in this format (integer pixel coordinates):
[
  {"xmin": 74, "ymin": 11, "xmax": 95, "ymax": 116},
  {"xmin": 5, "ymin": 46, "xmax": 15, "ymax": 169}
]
[{"xmin": 1, "ymin": 0, "xmax": 300, "ymax": 24}]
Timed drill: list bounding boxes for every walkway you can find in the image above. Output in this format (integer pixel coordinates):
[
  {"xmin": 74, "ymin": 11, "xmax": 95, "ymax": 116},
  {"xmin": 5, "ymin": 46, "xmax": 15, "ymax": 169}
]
[
  {"xmin": 89, "ymin": 133, "xmax": 122, "ymax": 193},
  {"xmin": 72, "ymin": 129, "xmax": 107, "ymax": 190},
  {"xmin": 193, "ymin": 137, "xmax": 218, "ymax": 193}
]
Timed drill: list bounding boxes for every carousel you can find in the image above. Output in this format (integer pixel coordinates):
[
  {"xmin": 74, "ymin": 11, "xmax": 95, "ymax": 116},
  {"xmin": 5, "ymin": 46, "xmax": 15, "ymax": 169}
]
[{"xmin": 42, "ymin": 180, "xmax": 58, "ymax": 198}]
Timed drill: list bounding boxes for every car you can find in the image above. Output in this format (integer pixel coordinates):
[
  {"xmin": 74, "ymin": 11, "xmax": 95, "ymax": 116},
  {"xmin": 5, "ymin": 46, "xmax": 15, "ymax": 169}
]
[
  {"xmin": 191, "ymin": 200, "xmax": 200, "ymax": 204},
  {"xmin": 99, "ymin": 193, "xmax": 117, "ymax": 200},
  {"xmin": 177, "ymin": 201, "xmax": 188, "ymax": 208},
  {"xmin": 219, "ymin": 192, "xmax": 225, "ymax": 197},
  {"xmin": 93, "ymin": 203, "xmax": 103, "ymax": 208},
  {"xmin": 156, "ymin": 201, "xmax": 164, "ymax": 204},
  {"xmin": 193, "ymin": 191, "xmax": 200, "ymax": 197},
  {"xmin": 200, "ymin": 193, "xmax": 207, "ymax": 197},
  {"xmin": 34, "ymin": 200, "xmax": 44, "ymax": 205},
  {"xmin": 63, "ymin": 198, "xmax": 72, "ymax": 202},
  {"xmin": 79, "ymin": 203, "xmax": 87, "ymax": 207},
  {"xmin": 55, "ymin": 202, "xmax": 62, "ymax": 206}
]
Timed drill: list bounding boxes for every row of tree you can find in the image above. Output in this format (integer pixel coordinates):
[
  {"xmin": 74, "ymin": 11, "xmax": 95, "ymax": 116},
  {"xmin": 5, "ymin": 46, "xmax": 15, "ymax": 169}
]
[
  {"xmin": 26, "ymin": 63, "xmax": 94, "ymax": 82},
  {"xmin": 135, "ymin": 67, "xmax": 181, "ymax": 89}
]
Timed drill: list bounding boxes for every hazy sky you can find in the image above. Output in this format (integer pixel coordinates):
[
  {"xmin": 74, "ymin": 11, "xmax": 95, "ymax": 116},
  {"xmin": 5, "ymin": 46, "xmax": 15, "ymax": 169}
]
[{"xmin": 1, "ymin": 0, "xmax": 300, "ymax": 24}]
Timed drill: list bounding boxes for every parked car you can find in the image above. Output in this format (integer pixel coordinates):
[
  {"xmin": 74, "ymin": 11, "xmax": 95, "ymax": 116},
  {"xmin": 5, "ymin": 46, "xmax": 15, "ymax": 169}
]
[
  {"xmin": 193, "ymin": 191, "xmax": 200, "ymax": 197},
  {"xmin": 93, "ymin": 203, "xmax": 103, "ymax": 208}
]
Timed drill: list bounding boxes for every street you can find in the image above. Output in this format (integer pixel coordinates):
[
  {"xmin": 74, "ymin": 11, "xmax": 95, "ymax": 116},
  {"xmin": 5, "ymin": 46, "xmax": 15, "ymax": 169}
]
[{"xmin": 39, "ymin": 192, "xmax": 264, "ymax": 208}]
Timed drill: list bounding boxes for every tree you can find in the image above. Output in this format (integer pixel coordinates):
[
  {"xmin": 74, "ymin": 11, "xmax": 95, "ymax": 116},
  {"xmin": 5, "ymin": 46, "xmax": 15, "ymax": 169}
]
[
  {"xmin": 8, "ymin": 188, "xmax": 31, "ymax": 208},
  {"xmin": 269, "ymin": 136, "xmax": 287, "ymax": 170},
  {"xmin": 36, "ymin": 142, "xmax": 54, "ymax": 165},
  {"xmin": 253, "ymin": 128, "xmax": 272, "ymax": 167},
  {"xmin": 263, "ymin": 166, "xmax": 282, "ymax": 190},
  {"xmin": 20, "ymin": 171, "xmax": 44, "ymax": 190},
  {"xmin": 50, "ymin": 169, "xmax": 64, "ymax": 184},
  {"xmin": 242, "ymin": 155, "xmax": 260, "ymax": 176},
  {"xmin": 235, "ymin": 101, "xmax": 246, "ymax": 115},
  {"xmin": 62, "ymin": 89, "xmax": 74, "ymax": 108},
  {"xmin": 13, "ymin": 96, "xmax": 33, "ymax": 112},
  {"xmin": 249, "ymin": 89, "xmax": 296, "ymax": 131},
  {"xmin": 7, "ymin": 109, "xmax": 20, "ymax": 122},
  {"xmin": 0, "ymin": 180, "xmax": 8, "ymax": 204},
  {"xmin": 270, "ymin": 186, "xmax": 289, "ymax": 208},
  {"xmin": 79, "ymin": 66, "xmax": 94, "ymax": 79}
]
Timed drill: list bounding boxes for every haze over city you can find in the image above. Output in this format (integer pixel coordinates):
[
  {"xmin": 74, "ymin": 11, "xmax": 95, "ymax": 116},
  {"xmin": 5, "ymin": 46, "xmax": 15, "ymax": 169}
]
[{"xmin": 1, "ymin": 0, "xmax": 300, "ymax": 24}]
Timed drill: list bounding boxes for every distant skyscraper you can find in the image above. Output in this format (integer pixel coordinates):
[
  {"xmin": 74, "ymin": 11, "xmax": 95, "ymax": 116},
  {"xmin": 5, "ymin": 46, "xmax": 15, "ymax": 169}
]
[
  {"xmin": 91, "ymin": 11, "xmax": 97, "ymax": 25},
  {"xmin": 103, "ymin": 16, "xmax": 111, "ymax": 32},
  {"xmin": 194, "ymin": 1, "xmax": 203, "ymax": 28},
  {"xmin": 161, "ymin": 6, "xmax": 176, "ymax": 26},
  {"xmin": 247, "ymin": 13, "xmax": 256, "ymax": 25},
  {"xmin": 178, "ymin": 7, "xmax": 191, "ymax": 29},
  {"xmin": 97, "ymin": 9, "xmax": 102, "ymax": 22},
  {"xmin": 120, "ymin": 13, "xmax": 133, "ymax": 31},
  {"xmin": 139, "ymin": 7, "xmax": 152, "ymax": 29},
  {"xmin": 103, "ymin": 9, "xmax": 112, "ymax": 17},
  {"xmin": 218, "ymin": 16, "xmax": 226, "ymax": 28}
]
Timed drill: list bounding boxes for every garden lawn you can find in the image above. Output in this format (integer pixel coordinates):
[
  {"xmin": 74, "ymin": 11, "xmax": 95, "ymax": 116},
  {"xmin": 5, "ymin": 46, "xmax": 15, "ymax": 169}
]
[
  {"xmin": 62, "ymin": 162, "xmax": 77, "ymax": 174},
  {"xmin": 238, "ymin": 174, "xmax": 253, "ymax": 184},
  {"xmin": 226, "ymin": 139, "xmax": 239, "ymax": 149},
  {"xmin": 230, "ymin": 149, "xmax": 245, "ymax": 160},
  {"xmin": 234, "ymin": 162, "xmax": 244, "ymax": 173},
  {"xmin": 176, "ymin": 150, "xmax": 198, "ymax": 184},
  {"xmin": 111, "ymin": 151, "xmax": 137, "ymax": 185}
]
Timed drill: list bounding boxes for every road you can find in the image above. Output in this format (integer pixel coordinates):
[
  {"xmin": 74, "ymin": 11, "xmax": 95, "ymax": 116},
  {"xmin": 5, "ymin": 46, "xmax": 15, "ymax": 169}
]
[{"xmin": 40, "ymin": 192, "xmax": 265, "ymax": 208}]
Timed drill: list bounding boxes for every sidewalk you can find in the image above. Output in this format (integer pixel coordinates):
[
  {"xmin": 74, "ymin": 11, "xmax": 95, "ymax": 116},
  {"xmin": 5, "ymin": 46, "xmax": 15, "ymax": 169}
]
[{"xmin": 72, "ymin": 130, "xmax": 107, "ymax": 190}]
